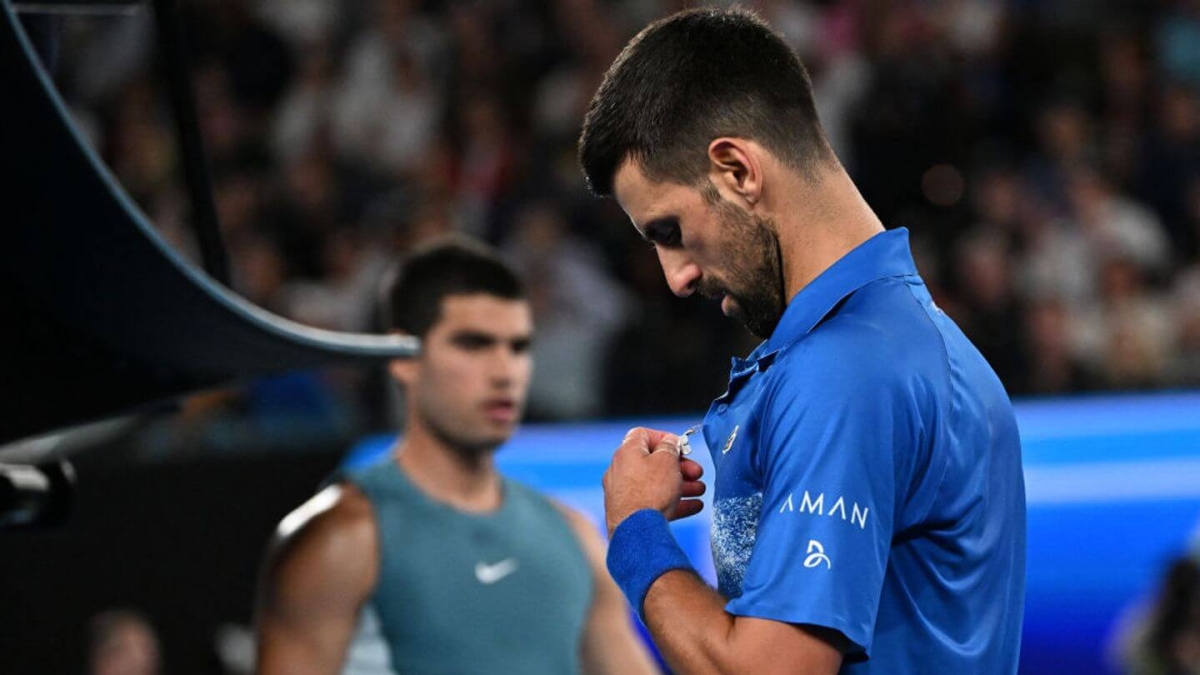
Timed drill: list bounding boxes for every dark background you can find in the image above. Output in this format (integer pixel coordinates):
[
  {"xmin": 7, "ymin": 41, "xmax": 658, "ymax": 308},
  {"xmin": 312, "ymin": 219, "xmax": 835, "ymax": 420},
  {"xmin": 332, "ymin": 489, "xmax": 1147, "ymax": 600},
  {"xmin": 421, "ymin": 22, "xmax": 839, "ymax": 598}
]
[{"xmin": 0, "ymin": 448, "xmax": 339, "ymax": 674}]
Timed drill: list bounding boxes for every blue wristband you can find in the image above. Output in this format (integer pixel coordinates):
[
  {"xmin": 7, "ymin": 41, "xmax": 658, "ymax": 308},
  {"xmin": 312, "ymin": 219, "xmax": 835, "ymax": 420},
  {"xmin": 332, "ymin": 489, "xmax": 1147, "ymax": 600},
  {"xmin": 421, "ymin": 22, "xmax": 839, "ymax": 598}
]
[{"xmin": 606, "ymin": 509, "xmax": 694, "ymax": 619}]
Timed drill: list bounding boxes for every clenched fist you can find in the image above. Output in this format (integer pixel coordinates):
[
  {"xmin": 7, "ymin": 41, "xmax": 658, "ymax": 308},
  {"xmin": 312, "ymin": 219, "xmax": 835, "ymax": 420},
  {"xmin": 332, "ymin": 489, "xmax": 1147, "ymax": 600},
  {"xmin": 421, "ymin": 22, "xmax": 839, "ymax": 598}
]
[{"xmin": 602, "ymin": 427, "xmax": 707, "ymax": 537}]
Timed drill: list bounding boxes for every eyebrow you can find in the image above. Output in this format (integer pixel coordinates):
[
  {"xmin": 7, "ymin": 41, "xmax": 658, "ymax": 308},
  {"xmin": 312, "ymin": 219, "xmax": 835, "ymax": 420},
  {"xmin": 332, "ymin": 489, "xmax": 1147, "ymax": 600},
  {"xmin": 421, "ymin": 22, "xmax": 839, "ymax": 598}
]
[
  {"xmin": 639, "ymin": 216, "xmax": 679, "ymax": 244},
  {"xmin": 449, "ymin": 330, "xmax": 533, "ymax": 347},
  {"xmin": 449, "ymin": 330, "xmax": 496, "ymax": 344}
]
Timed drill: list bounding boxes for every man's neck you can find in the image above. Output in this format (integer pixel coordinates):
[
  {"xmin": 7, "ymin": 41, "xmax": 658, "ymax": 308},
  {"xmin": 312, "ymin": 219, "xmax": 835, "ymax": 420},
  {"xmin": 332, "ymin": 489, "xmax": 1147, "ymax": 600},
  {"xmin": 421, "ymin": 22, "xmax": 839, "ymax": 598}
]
[
  {"xmin": 770, "ymin": 164, "xmax": 886, "ymax": 302},
  {"xmin": 393, "ymin": 423, "xmax": 504, "ymax": 513}
]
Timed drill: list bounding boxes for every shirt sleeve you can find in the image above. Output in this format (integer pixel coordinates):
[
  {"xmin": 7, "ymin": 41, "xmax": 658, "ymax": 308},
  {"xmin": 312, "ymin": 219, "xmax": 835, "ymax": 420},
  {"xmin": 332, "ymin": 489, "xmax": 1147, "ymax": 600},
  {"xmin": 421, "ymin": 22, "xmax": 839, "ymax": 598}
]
[{"xmin": 724, "ymin": 344, "xmax": 913, "ymax": 656}]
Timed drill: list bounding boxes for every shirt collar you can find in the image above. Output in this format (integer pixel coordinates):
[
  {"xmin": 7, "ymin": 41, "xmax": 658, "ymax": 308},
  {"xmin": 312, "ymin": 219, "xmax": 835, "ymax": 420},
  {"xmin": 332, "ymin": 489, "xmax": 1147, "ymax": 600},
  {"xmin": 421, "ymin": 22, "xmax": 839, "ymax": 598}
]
[{"xmin": 760, "ymin": 227, "xmax": 918, "ymax": 359}]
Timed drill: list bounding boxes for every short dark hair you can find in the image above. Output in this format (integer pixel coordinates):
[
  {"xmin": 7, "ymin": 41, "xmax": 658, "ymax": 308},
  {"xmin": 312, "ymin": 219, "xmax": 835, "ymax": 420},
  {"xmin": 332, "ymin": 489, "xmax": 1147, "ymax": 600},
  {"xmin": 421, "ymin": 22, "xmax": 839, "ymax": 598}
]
[
  {"xmin": 578, "ymin": 7, "xmax": 834, "ymax": 196},
  {"xmin": 384, "ymin": 236, "xmax": 525, "ymax": 337}
]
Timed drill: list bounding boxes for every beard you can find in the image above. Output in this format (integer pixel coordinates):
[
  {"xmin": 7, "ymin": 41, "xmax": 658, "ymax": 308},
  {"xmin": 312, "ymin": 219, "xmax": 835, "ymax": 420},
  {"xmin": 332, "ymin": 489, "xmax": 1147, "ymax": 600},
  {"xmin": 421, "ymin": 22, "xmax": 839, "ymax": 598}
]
[
  {"xmin": 414, "ymin": 390, "xmax": 511, "ymax": 463},
  {"xmin": 697, "ymin": 196, "xmax": 786, "ymax": 339}
]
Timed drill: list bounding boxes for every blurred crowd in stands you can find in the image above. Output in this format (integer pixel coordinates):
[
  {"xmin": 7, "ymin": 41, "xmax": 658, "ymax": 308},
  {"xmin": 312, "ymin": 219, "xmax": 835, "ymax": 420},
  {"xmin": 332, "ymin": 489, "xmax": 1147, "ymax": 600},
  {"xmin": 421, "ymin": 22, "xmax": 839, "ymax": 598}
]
[{"xmin": 45, "ymin": 0, "xmax": 1200, "ymax": 435}]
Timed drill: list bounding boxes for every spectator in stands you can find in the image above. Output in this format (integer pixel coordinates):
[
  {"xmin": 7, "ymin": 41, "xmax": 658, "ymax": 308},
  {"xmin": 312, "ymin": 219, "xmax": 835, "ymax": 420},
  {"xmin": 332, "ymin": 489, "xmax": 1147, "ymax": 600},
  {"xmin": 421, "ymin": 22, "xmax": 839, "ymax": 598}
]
[
  {"xmin": 503, "ymin": 200, "xmax": 630, "ymax": 419},
  {"xmin": 1120, "ymin": 555, "xmax": 1200, "ymax": 675},
  {"xmin": 87, "ymin": 609, "xmax": 162, "ymax": 675},
  {"xmin": 48, "ymin": 0, "xmax": 1200, "ymax": 432}
]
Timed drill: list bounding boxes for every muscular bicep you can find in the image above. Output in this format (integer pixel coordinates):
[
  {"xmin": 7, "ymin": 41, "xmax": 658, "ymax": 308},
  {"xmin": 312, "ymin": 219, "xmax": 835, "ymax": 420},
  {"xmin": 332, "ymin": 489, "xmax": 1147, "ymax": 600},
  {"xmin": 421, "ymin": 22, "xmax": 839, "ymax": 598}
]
[
  {"xmin": 642, "ymin": 569, "xmax": 844, "ymax": 675},
  {"xmin": 256, "ymin": 486, "xmax": 378, "ymax": 675},
  {"xmin": 729, "ymin": 616, "xmax": 845, "ymax": 675}
]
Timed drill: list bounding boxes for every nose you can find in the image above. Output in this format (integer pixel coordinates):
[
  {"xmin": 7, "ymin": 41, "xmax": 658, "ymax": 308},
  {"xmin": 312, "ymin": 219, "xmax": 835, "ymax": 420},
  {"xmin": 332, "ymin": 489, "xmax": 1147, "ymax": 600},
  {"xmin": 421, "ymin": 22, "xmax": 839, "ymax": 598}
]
[
  {"xmin": 658, "ymin": 248, "xmax": 701, "ymax": 298},
  {"xmin": 488, "ymin": 346, "xmax": 524, "ymax": 388},
  {"xmin": 489, "ymin": 353, "xmax": 515, "ymax": 386}
]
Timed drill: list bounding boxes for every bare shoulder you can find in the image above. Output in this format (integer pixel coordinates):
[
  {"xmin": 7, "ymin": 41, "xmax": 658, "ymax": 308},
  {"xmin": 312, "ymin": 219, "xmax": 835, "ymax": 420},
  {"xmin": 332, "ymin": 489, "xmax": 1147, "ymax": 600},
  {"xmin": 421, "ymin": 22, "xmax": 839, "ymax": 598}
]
[
  {"xmin": 550, "ymin": 501, "xmax": 606, "ymax": 562},
  {"xmin": 256, "ymin": 484, "xmax": 379, "ymax": 674},
  {"xmin": 271, "ymin": 484, "xmax": 376, "ymax": 557},
  {"xmin": 262, "ymin": 483, "xmax": 378, "ymax": 605}
]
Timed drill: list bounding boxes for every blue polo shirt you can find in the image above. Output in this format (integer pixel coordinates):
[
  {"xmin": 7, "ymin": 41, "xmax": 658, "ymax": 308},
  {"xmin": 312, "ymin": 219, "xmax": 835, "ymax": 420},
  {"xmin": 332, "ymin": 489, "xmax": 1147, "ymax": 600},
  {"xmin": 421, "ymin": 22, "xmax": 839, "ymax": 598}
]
[{"xmin": 701, "ymin": 228, "xmax": 1025, "ymax": 674}]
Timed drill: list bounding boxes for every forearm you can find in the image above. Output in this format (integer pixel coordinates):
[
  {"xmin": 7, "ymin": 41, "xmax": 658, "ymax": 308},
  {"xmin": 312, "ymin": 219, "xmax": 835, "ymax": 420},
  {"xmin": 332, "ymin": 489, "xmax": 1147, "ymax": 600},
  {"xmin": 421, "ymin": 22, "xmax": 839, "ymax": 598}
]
[
  {"xmin": 641, "ymin": 570, "xmax": 740, "ymax": 675},
  {"xmin": 606, "ymin": 512, "xmax": 842, "ymax": 675},
  {"xmin": 604, "ymin": 511, "xmax": 742, "ymax": 675},
  {"xmin": 643, "ymin": 571, "xmax": 843, "ymax": 675}
]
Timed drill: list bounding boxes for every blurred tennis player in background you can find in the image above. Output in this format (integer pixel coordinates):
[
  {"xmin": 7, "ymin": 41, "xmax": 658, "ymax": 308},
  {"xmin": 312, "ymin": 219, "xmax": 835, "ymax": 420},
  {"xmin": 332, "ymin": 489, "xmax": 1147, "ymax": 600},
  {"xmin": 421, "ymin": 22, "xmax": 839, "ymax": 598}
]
[{"xmin": 254, "ymin": 238, "xmax": 658, "ymax": 675}]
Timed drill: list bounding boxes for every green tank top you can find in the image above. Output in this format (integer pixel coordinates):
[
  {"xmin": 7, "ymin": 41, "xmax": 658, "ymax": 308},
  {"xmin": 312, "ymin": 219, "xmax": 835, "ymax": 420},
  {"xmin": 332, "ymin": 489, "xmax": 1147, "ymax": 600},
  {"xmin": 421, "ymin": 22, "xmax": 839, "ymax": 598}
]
[{"xmin": 341, "ymin": 459, "xmax": 593, "ymax": 675}]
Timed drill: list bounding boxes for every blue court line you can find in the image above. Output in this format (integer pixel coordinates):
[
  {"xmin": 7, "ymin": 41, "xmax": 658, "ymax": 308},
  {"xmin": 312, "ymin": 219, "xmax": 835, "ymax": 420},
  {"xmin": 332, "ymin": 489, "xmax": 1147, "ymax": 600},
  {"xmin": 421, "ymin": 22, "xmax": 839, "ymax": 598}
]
[{"xmin": 342, "ymin": 389, "xmax": 1200, "ymax": 515}]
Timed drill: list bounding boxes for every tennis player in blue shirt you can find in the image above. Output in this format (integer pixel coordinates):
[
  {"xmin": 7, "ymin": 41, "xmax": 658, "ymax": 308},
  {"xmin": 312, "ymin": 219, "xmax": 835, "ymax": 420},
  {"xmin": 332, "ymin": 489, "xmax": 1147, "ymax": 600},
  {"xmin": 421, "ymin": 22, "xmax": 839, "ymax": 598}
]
[{"xmin": 578, "ymin": 8, "xmax": 1026, "ymax": 675}]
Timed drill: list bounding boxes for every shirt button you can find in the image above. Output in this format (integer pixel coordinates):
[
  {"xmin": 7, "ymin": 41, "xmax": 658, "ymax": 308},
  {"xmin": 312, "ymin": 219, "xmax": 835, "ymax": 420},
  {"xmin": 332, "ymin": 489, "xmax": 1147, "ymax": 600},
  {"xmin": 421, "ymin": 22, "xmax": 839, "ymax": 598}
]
[{"xmin": 718, "ymin": 404, "xmax": 728, "ymax": 414}]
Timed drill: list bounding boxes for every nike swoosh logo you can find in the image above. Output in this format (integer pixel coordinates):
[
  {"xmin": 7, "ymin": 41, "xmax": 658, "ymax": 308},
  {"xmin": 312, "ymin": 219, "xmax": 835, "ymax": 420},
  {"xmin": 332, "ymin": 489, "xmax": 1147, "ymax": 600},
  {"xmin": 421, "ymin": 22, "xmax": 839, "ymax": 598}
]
[{"xmin": 475, "ymin": 558, "xmax": 519, "ymax": 584}]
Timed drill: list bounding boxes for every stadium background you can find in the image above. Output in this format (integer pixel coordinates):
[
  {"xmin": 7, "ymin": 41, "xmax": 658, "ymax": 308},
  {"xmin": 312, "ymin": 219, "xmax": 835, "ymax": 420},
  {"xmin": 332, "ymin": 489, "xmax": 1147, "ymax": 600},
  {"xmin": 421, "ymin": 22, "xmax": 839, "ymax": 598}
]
[{"xmin": 2, "ymin": 0, "xmax": 1200, "ymax": 673}]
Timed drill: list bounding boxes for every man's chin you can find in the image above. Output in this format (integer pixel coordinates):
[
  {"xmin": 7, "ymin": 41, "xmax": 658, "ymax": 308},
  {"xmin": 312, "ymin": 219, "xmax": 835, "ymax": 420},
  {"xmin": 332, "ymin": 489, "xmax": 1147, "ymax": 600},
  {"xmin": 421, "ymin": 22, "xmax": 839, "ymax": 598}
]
[
  {"xmin": 722, "ymin": 298, "xmax": 758, "ymax": 334},
  {"xmin": 447, "ymin": 436, "xmax": 508, "ymax": 459},
  {"xmin": 473, "ymin": 423, "xmax": 520, "ymax": 449},
  {"xmin": 735, "ymin": 305, "xmax": 779, "ymax": 340},
  {"xmin": 744, "ymin": 316, "xmax": 780, "ymax": 339},
  {"xmin": 714, "ymin": 292, "xmax": 778, "ymax": 338},
  {"xmin": 436, "ymin": 424, "xmax": 514, "ymax": 458}
]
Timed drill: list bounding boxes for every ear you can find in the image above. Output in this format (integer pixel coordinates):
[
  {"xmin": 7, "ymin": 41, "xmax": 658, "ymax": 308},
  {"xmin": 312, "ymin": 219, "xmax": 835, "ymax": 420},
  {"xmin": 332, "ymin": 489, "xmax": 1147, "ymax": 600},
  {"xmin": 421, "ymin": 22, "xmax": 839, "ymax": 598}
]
[
  {"xmin": 707, "ymin": 138, "xmax": 763, "ymax": 206},
  {"xmin": 387, "ymin": 332, "xmax": 419, "ymax": 386},
  {"xmin": 388, "ymin": 358, "xmax": 417, "ymax": 386}
]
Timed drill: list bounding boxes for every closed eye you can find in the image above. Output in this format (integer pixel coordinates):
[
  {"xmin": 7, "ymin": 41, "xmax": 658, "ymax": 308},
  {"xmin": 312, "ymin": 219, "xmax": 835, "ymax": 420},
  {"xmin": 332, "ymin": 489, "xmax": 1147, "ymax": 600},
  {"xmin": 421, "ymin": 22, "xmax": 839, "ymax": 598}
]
[
  {"xmin": 642, "ymin": 217, "xmax": 682, "ymax": 248},
  {"xmin": 451, "ymin": 333, "xmax": 496, "ymax": 350}
]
